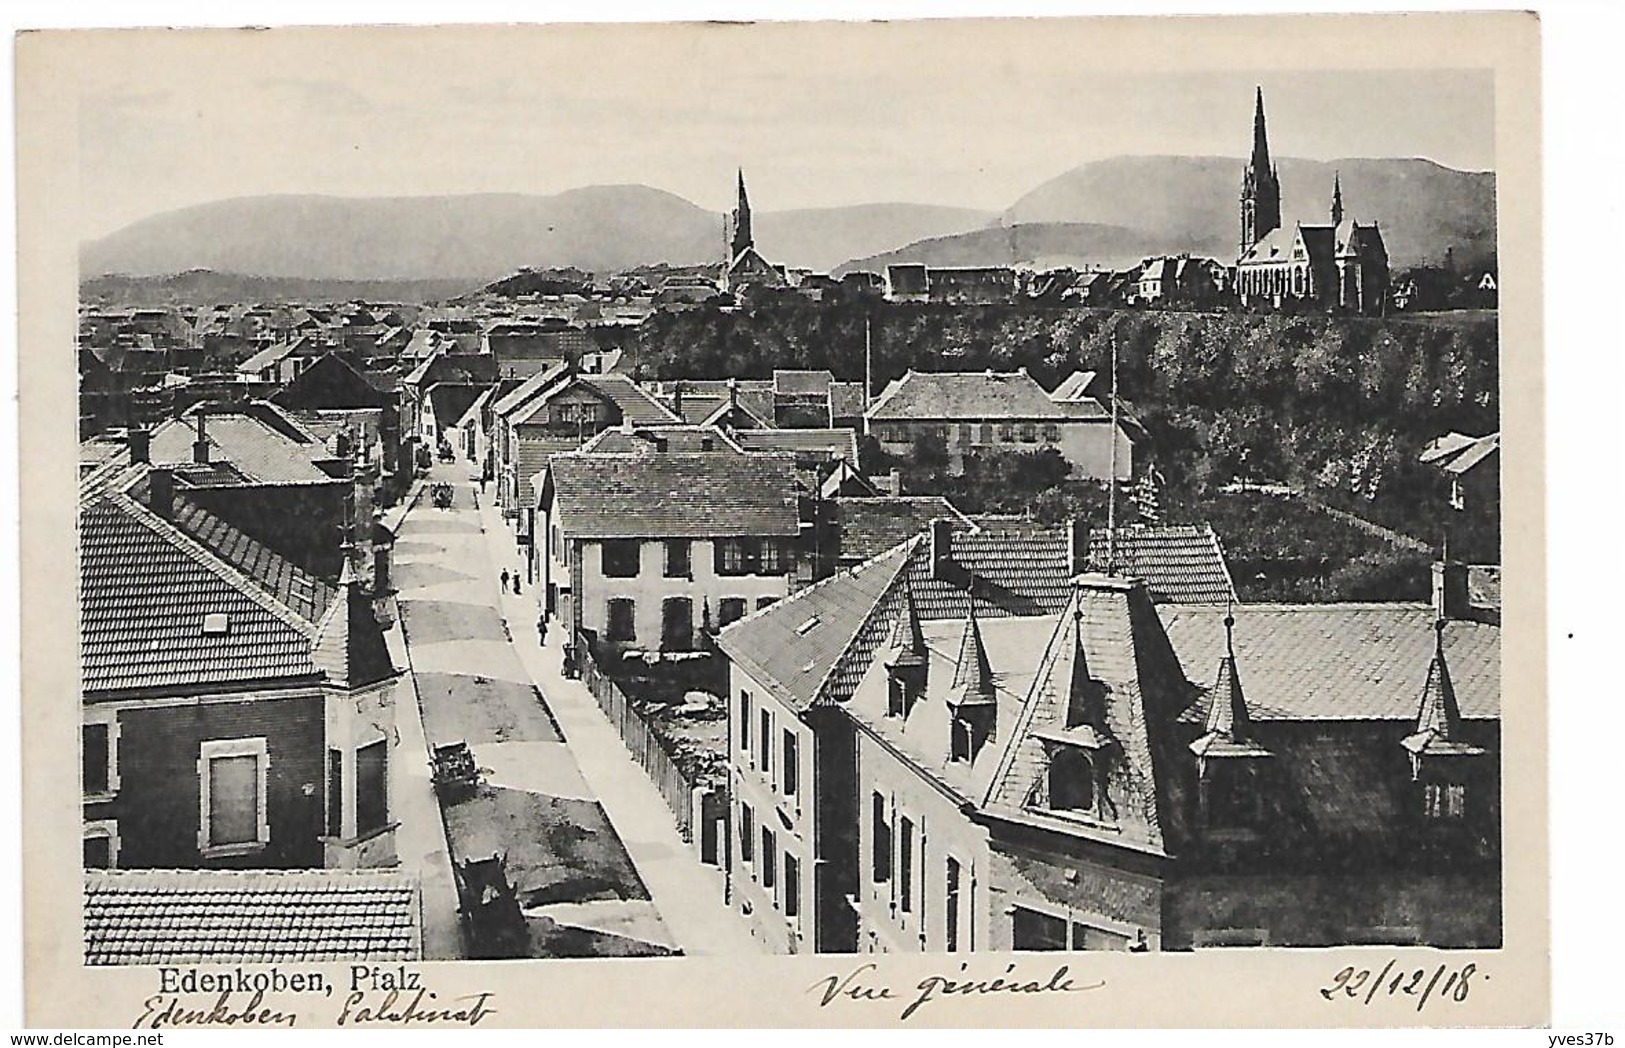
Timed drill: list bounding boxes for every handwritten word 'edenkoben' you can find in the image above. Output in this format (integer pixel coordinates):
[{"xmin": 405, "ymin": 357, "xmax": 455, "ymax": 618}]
[{"xmin": 811, "ymin": 962, "xmax": 1104, "ymax": 1021}]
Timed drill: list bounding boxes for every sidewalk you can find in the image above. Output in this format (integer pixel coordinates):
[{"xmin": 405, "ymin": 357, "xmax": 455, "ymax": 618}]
[{"xmin": 475, "ymin": 494, "xmax": 762, "ymax": 957}]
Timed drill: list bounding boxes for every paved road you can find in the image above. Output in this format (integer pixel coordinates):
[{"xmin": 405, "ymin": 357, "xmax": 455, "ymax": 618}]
[{"xmin": 393, "ymin": 465, "xmax": 677, "ymax": 958}]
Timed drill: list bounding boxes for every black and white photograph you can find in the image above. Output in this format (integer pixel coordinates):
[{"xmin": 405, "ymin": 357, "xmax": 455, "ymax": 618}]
[{"xmin": 15, "ymin": 9, "xmax": 1548, "ymax": 1029}]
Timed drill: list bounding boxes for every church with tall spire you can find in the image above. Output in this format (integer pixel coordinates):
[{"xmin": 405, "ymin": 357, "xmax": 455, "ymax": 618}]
[
  {"xmin": 722, "ymin": 168, "xmax": 787, "ymax": 294},
  {"xmin": 1235, "ymin": 87, "xmax": 1390, "ymax": 315}
]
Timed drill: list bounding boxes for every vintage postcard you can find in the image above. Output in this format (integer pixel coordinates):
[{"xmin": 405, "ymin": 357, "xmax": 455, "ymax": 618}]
[{"xmin": 17, "ymin": 11, "xmax": 1545, "ymax": 1028}]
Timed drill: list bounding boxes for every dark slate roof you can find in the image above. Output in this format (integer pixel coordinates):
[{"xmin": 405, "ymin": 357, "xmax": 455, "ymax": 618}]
[
  {"xmin": 834, "ymin": 496, "xmax": 973, "ymax": 562},
  {"xmin": 271, "ymin": 352, "xmax": 389, "ymax": 410},
  {"xmin": 84, "ymin": 869, "xmax": 422, "ymax": 965},
  {"xmin": 829, "ymin": 381, "xmax": 868, "ymax": 420},
  {"xmin": 168, "ymin": 493, "xmax": 334, "ymax": 623},
  {"xmin": 983, "ymin": 577, "xmax": 1198, "ymax": 857},
  {"xmin": 718, "ymin": 544, "xmax": 913, "ymax": 713},
  {"xmin": 868, "ymin": 370, "xmax": 1073, "ymax": 421},
  {"xmin": 426, "ymin": 382, "xmax": 486, "ymax": 429},
  {"xmin": 1088, "ymin": 524, "xmax": 1236, "ymax": 605},
  {"xmin": 1160, "ymin": 604, "xmax": 1500, "ymax": 722},
  {"xmin": 549, "ymin": 452, "xmax": 801, "ymax": 539},
  {"xmin": 774, "ymin": 370, "xmax": 833, "ymax": 395},
  {"xmin": 80, "ymin": 495, "xmax": 322, "ymax": 695}
]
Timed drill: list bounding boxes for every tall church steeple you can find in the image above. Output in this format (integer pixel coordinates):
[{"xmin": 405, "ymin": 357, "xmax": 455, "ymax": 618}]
[
  {"xmin": 731, "ymin": 168, "xmax": 754, "ymax": 259},
  {"xmin": 1330, "ymin": 170, "xmax": 1345, "ymax": 226},
  {"xmin": 1240, "ymin": 87, "xmax": 1282, "ymax": 256}
]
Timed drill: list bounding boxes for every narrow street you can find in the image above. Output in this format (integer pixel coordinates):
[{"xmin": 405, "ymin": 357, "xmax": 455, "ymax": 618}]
[{"xmin": 392, "ymin": 463, "xmax": 677, "ymax": 958}]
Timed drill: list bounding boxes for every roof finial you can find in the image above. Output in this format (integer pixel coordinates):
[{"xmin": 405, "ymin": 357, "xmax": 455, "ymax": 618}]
[{"xmin": 1224, "ymin": 600, "xmax": 1236, "ymax": 659}]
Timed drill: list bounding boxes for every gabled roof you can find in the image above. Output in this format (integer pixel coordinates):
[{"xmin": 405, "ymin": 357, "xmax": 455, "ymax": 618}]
[
  {"xmin": 271, "ymin": 352, "xmax": 390, "ymax": 411},
  {"xmin": 84, "ymin": 869, "xmax": 421, "ymax": 965},
  {"xmin": 1401, "ymin": 623, "xmax": 1487, "ymax": 760},
  {"xmin": 425, "ymin": 383, "xmax": 486, "ymax": 429},
  {"xmin": 982, "ymin": 577, "xmax": 1198, "ymax": 856},
  {"xmin": 547, "ymin": 452, "xmax": 800, "ymax": 539},
  {"xmin": 1420, "ymin": 431, "xmax": 1499, "ymax": 476},
  {"xmin": 80, "ymin": 493, "xmax": 324, "ymax": 695},
  {"xmin": 867, "ymin": 369, "xmax": 1079, "ymax": 421},
  {"xmin": 717, "ymin": 543, "xmax": 913, "ymax": 714},
  {"xmin": 404, "ymin": 352, "xmax": 501, "ymax": 391},
  {"xmin": 150, "ymin": 409, "xmax": 336, "ymax": 486},
  {"xmin": 490, "ymin": 361, "xmax": 572, "ymax": 417},
  {"xmin": 1161, "ymin": 604, "xmax": 1499, "ymax": 722}
]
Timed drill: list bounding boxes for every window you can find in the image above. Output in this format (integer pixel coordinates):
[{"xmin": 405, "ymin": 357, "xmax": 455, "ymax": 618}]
[
  {"xmin": 1071, "ymin": 922, "xmax": 1132, "ymax": 950},
  {"xmin": 740, "ymin": 803, "xmax": 754, "ymax": 864},
  {"xmin": 872, "ymin": 793, "xmax": 891, "ymax": 883},
  {"xmin": 719, "ymin": 598, "xmax": 747, "ymax": 627},
  {"xmin": 782, "ymin": 729, "xmax": 799, "ymax": 800},
  {"xmin": 606, "ymin": 598, "xmax": 636, "ymax": 643},
  {"xmin": 1423, "ymin": 782, "xmax": 1467, "ymax": 820},
  {"xmin": 84, "ymin": 821, "xmax": 118, "ymax": 870},
  {"xmin": 784, "ymin": 853, "xmax": 800, "ymax": 919},
  {"xmin": 760, "ymin": 708, "xmax": 773, "ymax": 783},
  {"xmin": 759, "ymin": 539, "xmax": 787, "ymax": 575},
  {"xmin": 1049, "ymin": 748, "xmax": 1096, "ymax": 813},
  {"xmin": 356, "ymin": 738, "xmax": 389, "ymax": 836},
  {"xmin": 951, "ymin": 706, "xmax": 995, "ymax": 764},
  {"xmin": 1020, "ymin": 423, "xmax": 1038, "ymax": 443},
  {"xmin": 945, "ymin": 857, "xmax": 962, "ymax": 952},
  {"xmin": 661, "ymin": 597, "xmax": 693, "ymax": 652},
  {"xmin": 1043, "ymin": 424, "xmax": 1061, "ymax": 442},
  {"xmin": 1205, "ymin": 762, "xmax": 1264, "ymax": 829},
  {"xmin": 756, "ymin": 596, "xmax": 777, "ymax": 611},
  {"xmin": 717, "ymin": 538, "xmax": 748, "ymax": 576},
  {"xmin": 199, "ymin": 738, "xmax": 269, "ymax": 855},
  {"xmin": 739, "ymin": 691, "xmax": 752, "ymax": 754},
  {"xmin": 1011, "ymin": 906, "xmax": 1068, "ymax": 951},
  {"xmin": 899, "ymin": 817, "xmax": 915, "ymax": 913},
  {"xmin": 979, "ymin": 424, "xmax": 994, "ymax": 445},
  {"xmin": 83, "ymin": 721, "xmax": 114, "ymax": 797},
  {"xmin": 762, "ymin": 828, "xmax": 777, "ymax": 892},
  {"xmin": 998, "ymin": 423, "xmax": 1015, "ymax": 442},
  {"xmin": 601, "ymin": 540, "xmax": 640, "ymax": 578},
  {"xmin": 326, "ymin": 748, "xmax": 344, "ymax": 837},
  {"xmin": 663, "ymin": 539, "xmax": 691, "ymax": 578},
  {"xmin": 887, "ymin": 676, "xmax": 907, "ymax": 719},
  {"xmin": 957, "ymin": 424, "xmax": 972, "ymax": 445}
]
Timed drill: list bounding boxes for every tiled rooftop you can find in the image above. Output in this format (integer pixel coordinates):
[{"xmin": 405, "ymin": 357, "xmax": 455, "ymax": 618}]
[
  {"xmin": 549, "ymin": 452, "xmax": 801, "ymax": 539},
  {"xmin": 868, "ymin": 370, "xmax": 1075, "ymax": 421},
  {"xmin": 149, "ymin": 412, "xmax": 336, "ymax": 486},
  {"xmin": 1160, "ymin": 603, "xmax": 1500, "ymax": 722},
  {"xmin": 80, "ymin": 495, "xmax": 322, "ymax": 695},
  {"xmin": 1089, "ymin": 525, "xmax": 1236, "ymax": 605},
  {"xmin": 84, "ymin": 869, "xmax": 422, "ymax": 965},
  {"xmin": 833, "ymin": 497, "xmax": 973, "ymax": 563}
]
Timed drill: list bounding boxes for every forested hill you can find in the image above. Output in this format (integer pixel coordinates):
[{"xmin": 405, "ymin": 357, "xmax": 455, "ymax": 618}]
[{"xmin": 616, "ymin": 301, "xmax": 1498, "ymax": 529}]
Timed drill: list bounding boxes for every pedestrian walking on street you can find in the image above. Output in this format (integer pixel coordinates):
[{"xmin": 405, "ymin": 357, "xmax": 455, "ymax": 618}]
[
  {"xmin": 537, "ymin": 617, "xmax": 548, "ymax": 646},
  {"xmin": 500, "ymin": 568, "xmax": 510, "ymax": 593},
  {"xmin": 513, "ymin": 572, "xmax": 523, "ymax": 595}
]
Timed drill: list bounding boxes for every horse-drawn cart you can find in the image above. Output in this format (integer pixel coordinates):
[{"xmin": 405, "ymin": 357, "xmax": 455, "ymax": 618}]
[
  {"xmin": 430, "ymin": 740, "xmax": 479, "ymax": 800},
  {"xmin": 454, "ymin": 852, "xmax": 528, "ymax": 958}
]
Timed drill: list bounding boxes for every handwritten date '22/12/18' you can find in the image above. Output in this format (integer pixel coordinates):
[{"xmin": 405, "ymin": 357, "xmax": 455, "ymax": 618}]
[{"xmin": 1321, "ymin": 960, "xmax": 1479, "ymax": 1012}]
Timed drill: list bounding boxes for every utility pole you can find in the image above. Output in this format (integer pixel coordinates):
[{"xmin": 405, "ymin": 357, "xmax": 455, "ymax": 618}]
[
  {"xmin": 1107, "ymin": 329, "xmax": 1119, "ymax": 574},
  {"xmin": 863, "ymin": 314, "xmax": 873, "ymax": 438}
]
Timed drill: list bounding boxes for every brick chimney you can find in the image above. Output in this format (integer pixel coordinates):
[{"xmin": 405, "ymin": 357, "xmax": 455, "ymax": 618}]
[
  {"xmin": 672, "ymin": 384, "xmax": 684, "ymax": 420},
  {"xmin": 192, "ymin": 413, "xmax": 210, "ymax": 465},
  {"xmin": 930, "ymin": 518, "xmax": 954, "ymax": 580},
  {"xmin": 1067, "ymin": 517, "xmax": 1092, "ymax": 577},
  {"xmin": 1432, "ymin": 560, "xmax": 1470, "ymax": 621},
  {"xmin": 127, "ymin": 427, "xmax": 150, "ymax": 464},
  {"xmin": 148, "ymin": 466, "xmax": 174, "ymax": 519}
]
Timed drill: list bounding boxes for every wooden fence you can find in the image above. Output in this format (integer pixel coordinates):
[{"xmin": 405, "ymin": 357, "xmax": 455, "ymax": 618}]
[{"xmin": 576, "ymin": 636, "xmax": 697, "ymax": 842}]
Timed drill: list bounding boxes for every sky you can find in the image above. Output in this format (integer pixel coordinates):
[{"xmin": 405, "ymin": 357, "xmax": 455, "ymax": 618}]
[{"xmin": 72, "ymin": 20, "xmax": 1495, "ymax": 240}]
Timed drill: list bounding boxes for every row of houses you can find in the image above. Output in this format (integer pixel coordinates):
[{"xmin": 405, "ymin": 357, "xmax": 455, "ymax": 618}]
[{"xmin": 717, "ymin": 525, "xmax": 1500, "ymax": 954}]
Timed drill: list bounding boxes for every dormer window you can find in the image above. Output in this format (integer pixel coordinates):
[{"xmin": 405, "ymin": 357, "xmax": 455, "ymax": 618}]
[
  {"xmin": 1048, "ymin": 748, "xmax": 1095, "ymax": 812},
  {"xmin": 950, "ymin": 705, "xmax": 995, "ymax": 764},
  {"xmin": 1422, "ymin": 781, "xmax": 1467, "ymax": 820}
]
